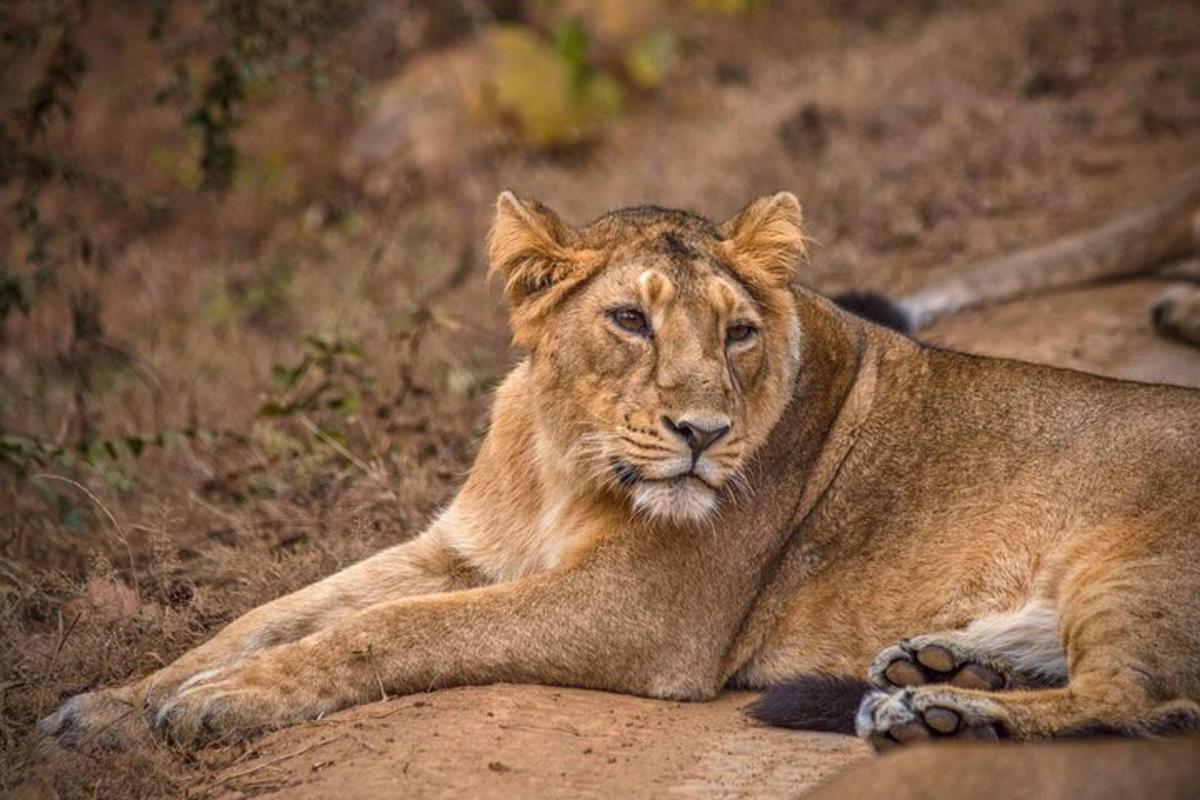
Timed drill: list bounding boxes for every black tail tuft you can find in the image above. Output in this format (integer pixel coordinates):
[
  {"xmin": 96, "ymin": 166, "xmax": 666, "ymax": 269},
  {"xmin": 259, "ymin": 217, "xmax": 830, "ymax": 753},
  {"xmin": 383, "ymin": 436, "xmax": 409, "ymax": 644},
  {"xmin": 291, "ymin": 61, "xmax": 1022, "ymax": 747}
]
[
  {"xmin": 833, "ymin": 291, "xmax": 913, "ymax": 333},
  {"xmin": 745, "ymin": 674, "xmax": 870, "ymax": 735}
]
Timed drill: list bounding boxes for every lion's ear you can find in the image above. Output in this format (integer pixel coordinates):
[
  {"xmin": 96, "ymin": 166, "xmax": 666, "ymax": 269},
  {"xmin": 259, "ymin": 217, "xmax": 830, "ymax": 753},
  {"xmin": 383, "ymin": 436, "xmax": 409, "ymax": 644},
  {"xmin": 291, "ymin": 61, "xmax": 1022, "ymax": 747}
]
[
  {"xmin": 718, "ymin": 192, "xmax": 807, "ymax": 288},
  {"xmin": 486, "ymin": 192, "xmax": 596, "ymax": 346},
  {"xmin": 487, "ymin": 192, "xmax": 575, "ymax": 304}
]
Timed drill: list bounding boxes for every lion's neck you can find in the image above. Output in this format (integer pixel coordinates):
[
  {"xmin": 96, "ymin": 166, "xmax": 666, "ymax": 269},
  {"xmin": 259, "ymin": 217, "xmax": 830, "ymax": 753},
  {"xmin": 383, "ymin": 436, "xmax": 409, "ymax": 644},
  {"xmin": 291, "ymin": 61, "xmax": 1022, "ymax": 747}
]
[
  {"xmin": 438, "ymin": 359, "xmax": 634, "ymax": 582},
  {"xmin": 439, "ymin": 299, "xmax": 901, "ymax": 590}
]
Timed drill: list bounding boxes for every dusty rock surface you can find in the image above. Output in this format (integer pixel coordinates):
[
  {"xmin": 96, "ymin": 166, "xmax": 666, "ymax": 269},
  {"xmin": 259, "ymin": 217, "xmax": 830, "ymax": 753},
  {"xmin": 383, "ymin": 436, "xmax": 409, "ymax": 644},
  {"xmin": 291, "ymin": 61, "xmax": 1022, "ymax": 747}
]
[
  {"xmin": 206, "ymin": 687, "xmax": 867, "ymax": 799},
  {"xmin": 925, "ymin": 281, "xmax": 1200, "ymax": 389}
]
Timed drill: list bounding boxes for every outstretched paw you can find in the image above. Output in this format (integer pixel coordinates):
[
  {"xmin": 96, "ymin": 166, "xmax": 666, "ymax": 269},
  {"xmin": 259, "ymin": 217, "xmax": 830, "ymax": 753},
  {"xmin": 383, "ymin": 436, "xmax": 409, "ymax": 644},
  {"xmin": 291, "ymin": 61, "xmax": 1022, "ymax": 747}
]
[
  {"xmin": 868, "ymin": 636, "xmax": 1013, "ymax": 692},
  {"xmin": 152, "ymin": 656, "xmax": 330, "ymax": 746},
  {"xmin": 856, "ymin": 686, "xmax": 1003, "ymax": 752},
  {"xmin": 38, "ymin": 687, "xmax": 145, "ymax": 752}
]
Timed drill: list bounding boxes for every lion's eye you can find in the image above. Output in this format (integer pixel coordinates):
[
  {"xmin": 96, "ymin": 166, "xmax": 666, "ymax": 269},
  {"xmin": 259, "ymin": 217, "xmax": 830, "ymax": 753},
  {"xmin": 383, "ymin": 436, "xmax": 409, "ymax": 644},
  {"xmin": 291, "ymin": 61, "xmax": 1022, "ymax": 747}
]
[
  {"xmin": 609, "ymin": 307, "xmax": 650, "ymax": 336},
  {"xmin": 726, "ymin": 323, "xmax": 758, "ymax": 345}
]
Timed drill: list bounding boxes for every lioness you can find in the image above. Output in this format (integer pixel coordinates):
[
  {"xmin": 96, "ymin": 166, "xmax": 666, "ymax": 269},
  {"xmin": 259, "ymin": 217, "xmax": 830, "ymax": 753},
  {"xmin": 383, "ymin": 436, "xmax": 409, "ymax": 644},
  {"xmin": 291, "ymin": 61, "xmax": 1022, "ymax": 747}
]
[{"xmin": 41, "ymin": 193, "xmax": 1200, "ymax": 753}]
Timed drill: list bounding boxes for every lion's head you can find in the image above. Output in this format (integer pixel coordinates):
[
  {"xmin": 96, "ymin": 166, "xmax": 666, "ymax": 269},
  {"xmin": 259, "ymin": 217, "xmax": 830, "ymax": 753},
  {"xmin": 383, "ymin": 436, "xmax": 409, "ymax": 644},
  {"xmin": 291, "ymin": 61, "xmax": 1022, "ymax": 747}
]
[{"xmin": 487, "ymin": 193, "xmax": 806, "ymax": 523}]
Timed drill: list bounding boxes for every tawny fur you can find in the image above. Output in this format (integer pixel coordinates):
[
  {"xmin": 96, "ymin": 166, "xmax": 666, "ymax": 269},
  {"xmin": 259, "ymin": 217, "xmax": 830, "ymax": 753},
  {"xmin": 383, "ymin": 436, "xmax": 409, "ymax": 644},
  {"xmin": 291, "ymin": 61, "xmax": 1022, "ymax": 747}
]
[{"xmin": 40, "ymin": 194, "xmax": 1200, "ymax": 753}]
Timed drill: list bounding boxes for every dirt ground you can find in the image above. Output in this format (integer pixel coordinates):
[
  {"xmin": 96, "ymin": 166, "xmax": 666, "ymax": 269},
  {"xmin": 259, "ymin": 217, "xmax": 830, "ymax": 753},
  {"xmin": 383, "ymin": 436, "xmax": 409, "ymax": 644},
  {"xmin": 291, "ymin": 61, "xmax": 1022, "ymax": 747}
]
[
  {"xmin": 201, "ymin": 688, "xmax": 866, "ymax": 799},
  {"xmin": 3, "ymin": 0, "xmax": 1199, "ymax": 797}
]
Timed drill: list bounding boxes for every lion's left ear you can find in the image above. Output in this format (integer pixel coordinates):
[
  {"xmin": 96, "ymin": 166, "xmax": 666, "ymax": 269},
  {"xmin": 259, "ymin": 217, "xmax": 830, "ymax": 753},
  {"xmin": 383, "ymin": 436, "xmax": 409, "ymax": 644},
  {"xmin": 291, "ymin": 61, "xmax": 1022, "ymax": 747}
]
[{"xmin": 718, "ymin": 192, "xmax": 807, "ymax": 288}]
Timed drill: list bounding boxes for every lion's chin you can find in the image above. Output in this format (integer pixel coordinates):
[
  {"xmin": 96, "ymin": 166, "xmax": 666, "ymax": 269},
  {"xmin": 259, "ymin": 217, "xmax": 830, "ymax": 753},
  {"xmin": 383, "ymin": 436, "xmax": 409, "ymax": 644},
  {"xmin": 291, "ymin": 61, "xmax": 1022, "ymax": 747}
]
[{"xmin": 630, "ymin": 476, "xmax": 718, "ymax": 524}]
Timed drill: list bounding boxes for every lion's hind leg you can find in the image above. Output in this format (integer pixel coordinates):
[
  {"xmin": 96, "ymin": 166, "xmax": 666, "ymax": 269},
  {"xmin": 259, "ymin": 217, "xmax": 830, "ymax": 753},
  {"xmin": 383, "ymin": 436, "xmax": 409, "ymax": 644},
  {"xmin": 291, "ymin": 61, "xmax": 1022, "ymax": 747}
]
[
  {"xmin": 869, "ymin": 600, "xmax": 1069, "ymax": 693},
  {"xmin": 863, "ymin": 523, "xmax": 1200, "ymax": 751}
]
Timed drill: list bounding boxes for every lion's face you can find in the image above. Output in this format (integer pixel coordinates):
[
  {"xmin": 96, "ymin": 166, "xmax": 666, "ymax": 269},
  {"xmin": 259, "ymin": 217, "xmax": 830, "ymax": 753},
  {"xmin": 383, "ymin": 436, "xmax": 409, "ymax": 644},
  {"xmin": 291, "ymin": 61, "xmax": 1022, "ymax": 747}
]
[{"xmin": 488, "ymin": 194, "xmax": 805, "ymax": 523}]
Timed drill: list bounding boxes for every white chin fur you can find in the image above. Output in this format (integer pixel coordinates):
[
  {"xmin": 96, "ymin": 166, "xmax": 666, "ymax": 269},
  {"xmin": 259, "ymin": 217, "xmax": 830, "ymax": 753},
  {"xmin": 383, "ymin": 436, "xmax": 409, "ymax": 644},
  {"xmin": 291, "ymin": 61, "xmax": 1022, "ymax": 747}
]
[{"xmin": 631, "ymin": 478, "xmax": 717, "ymax": 523}]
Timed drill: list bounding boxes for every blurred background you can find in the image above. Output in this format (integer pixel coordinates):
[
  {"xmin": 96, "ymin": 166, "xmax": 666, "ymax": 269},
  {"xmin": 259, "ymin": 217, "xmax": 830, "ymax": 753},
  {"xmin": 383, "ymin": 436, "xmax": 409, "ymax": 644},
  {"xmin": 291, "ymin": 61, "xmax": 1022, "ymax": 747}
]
[{"xmin": 2, "ymin": 0, "xmax": 1198, "ymax": 794}]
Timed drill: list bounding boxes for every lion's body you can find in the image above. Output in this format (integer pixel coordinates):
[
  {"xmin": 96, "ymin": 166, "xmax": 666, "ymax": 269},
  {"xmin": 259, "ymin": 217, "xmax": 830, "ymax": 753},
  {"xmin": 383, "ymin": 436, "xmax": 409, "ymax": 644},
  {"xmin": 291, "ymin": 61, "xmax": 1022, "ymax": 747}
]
[
  {"xmin": 740, "ymin": 348, "xmax": 1200, "ymax": 688},
  {"xmin": 43, "ymin": 195, "xmax": 1200, "ymax": 753}
]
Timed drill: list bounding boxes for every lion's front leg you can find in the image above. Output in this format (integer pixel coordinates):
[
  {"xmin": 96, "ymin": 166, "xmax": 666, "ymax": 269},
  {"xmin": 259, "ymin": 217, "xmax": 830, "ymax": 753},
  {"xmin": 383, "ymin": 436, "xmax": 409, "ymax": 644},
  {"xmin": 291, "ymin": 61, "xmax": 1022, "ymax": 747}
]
[
  {"xmin": 153, "ymin": 557, "xmax": 724, "ymax": 745},
  {"xmin": 40, "ymin": 530, "xmax": 474, "ymax": 750}
]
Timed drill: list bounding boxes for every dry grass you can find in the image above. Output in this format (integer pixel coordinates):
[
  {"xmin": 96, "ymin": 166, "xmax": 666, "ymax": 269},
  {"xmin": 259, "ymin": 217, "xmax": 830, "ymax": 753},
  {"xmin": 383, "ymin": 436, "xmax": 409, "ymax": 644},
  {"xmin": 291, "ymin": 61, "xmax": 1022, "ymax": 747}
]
[{"xmin": 2, "ymin": 0, "xmax": 1198, "ymax": 796}]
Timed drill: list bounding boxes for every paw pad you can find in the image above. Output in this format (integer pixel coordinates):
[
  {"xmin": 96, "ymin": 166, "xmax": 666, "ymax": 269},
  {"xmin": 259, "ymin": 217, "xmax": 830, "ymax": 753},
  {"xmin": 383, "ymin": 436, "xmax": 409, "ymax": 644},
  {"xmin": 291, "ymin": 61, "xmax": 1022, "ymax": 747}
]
[
  {"xmin": 874, "ymin": 640, "xmax": 1007, "ymax": 691},
  {"xmin": 858, "ymin": 689, "xmax": 1002, "ymax": 752}
]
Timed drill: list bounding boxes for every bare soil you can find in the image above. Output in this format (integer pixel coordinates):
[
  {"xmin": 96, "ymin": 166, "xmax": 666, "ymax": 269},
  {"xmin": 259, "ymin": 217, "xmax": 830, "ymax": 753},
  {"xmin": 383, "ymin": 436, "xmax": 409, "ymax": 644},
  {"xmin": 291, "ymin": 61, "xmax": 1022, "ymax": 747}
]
[{"xmin": 203, "ymin": 688, "xmax": 866, "ymax": 800}]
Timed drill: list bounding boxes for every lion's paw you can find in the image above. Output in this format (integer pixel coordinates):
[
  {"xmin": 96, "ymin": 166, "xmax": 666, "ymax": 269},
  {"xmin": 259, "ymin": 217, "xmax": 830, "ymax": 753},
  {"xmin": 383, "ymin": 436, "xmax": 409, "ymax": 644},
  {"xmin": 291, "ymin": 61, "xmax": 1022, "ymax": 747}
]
[
  {"xmin": 152, "ymin": 659, "xmax": 325, "ymax": 746},
  {"xmin": 856, "ymin": 687, "xmax": 1003, "ymax": 752},
  {"xmin": 868, "ymin": 635, "xmax": 1015, "ymax": 693},
  {"xmin": 38, "ymin": 687, "xmax": 144, "ymax": 752}
]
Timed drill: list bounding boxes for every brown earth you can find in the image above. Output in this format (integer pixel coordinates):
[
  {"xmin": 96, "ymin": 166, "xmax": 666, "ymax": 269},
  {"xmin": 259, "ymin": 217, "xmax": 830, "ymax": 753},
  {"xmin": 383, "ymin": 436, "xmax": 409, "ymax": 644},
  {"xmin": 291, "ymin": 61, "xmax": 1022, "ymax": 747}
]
[
  {"xmin": 3, "ymin": 0, "xmax": 1199, "ymax": 797},
  {"xmin": 203, "ymin": 688, "xmax": 866, "ymax": 800},
  {"xmin": 925, "ymin": 280, "xmax": 1200, "ymax": 389}
]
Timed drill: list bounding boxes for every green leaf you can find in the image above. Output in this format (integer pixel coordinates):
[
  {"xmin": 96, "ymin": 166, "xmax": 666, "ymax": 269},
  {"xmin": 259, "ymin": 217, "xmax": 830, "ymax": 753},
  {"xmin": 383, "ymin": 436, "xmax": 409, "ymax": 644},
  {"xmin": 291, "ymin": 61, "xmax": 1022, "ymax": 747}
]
[
  {"xmin": 82, "ymin": 441, "xmax": 102, "ymax": 466},
  {"xmin": 258, "ymin": 400, "xmax": 294, "ymax": 418},
  {"xmin": 623, "ymin": 31, "xmax": 677, "ymax": 89},
  {"xmin": 552, "ymin": 18, "xmax": 590, "ymax": 85},
  {"xmin": 271, "ymin": 362, "xmax": 303, "ymax": 391},
  {"xmin": 584, "ymin": 74, "xmax": 624, "ymax": 121},
  {"xmin": 101, "ymin": 466, "xmax": 134, "ymax": 491},
  {"xmin": 691, "ymin": 0, "xmax": 765, "ymax": 14},
  {"xmin": 303, "ymin": 334, "xmax": 332, "ymax": 355},
  {"xmin": 489, "ymin": 25, "xmax": 581, "ymax": 145},
  {"xmin": 62, "ymin": 506, "xmax": 85, "ymax": 531}
]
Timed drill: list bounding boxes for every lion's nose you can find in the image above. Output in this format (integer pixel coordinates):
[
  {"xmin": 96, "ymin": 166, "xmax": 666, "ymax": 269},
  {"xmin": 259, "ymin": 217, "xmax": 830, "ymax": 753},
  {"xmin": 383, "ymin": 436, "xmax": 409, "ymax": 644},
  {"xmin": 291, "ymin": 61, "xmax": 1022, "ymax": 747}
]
[{"xmin": 662, "ymin": 416, "xmax": 731, "ymax": 459}]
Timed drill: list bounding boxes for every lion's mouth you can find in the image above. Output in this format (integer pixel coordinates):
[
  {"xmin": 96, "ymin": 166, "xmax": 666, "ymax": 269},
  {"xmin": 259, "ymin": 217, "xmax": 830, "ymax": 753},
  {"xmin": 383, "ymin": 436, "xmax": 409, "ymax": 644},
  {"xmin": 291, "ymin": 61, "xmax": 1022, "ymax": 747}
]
[{"xmin": 611, "ymin": 460, "xmax": 720, "ymax": 492}]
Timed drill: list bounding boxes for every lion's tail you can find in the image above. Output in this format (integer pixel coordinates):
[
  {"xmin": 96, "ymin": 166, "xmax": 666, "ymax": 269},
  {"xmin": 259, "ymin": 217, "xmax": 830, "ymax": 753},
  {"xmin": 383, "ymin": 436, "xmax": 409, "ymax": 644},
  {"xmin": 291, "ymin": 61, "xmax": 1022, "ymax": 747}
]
[
  {"xmin": 834, "ymin": 168, "xmax": 1200, "ymax": 333},
  {"xmin": 744, "ymin": 674, "xmax": 870, "ymax": 735}
]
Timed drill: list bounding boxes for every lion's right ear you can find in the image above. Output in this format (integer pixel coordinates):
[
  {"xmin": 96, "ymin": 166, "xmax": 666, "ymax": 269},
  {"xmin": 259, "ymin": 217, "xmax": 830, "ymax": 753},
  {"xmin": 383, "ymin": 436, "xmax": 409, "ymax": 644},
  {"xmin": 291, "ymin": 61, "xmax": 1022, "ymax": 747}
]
[{"xmin": 487, "ymin": 192, "xmax": 598, "ymax": 346}]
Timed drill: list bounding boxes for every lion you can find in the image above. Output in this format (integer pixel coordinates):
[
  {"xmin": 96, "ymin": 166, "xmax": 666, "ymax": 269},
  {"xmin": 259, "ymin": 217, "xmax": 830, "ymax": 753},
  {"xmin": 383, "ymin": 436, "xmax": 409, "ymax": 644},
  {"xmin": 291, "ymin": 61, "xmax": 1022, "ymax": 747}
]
[{"xmin": 40, "ymin": 191, "xmax": 1200, "ymax": 756}]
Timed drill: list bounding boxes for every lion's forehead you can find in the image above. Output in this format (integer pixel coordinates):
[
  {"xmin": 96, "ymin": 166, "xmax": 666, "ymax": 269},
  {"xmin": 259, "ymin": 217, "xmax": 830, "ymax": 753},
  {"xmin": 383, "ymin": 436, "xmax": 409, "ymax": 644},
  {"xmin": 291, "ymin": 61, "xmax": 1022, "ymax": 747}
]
[{"xmin": 596, "ymin": 235, "xmax": 754, "ymax": 311}]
